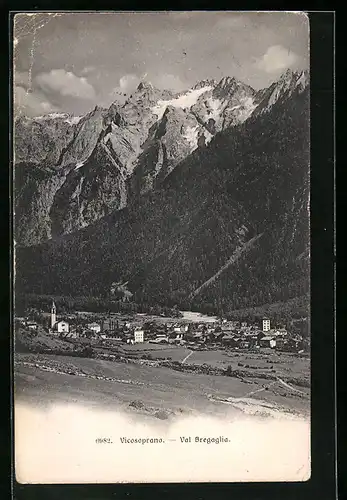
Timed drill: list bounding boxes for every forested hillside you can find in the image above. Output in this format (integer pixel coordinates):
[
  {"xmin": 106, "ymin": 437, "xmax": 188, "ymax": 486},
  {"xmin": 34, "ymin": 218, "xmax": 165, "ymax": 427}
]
[{"xmin": 16, "ymin": 83, "xmax": 309, "ymax": 315}]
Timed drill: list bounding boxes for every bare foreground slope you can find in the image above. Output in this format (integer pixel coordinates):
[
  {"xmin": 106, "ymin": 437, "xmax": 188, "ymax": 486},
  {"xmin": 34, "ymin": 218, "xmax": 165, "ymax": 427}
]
[
  {"xmin": 15, "ymin": 350, "xmax": 310, "ymax": 418},
  {"xmin": 14, "ymin": 350, "xmax": 310, "ymax": 483}
]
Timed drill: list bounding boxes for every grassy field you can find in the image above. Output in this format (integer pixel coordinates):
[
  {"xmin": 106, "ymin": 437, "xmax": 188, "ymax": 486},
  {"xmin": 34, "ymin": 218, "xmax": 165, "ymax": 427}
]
[
  {"xmin": 15, "ymin": 347, "xmax": 310, "ymax": 420},
  {"xmin": 15, "ymin": 330, "xmax": 309, "ymax": 377},
  {"xmin": 112, "ymin": 343, "xmax": 310, "ymax": 385},
  {"xmin": 14, "ymin": 326, "xmax": 310, "ymax": 424}
]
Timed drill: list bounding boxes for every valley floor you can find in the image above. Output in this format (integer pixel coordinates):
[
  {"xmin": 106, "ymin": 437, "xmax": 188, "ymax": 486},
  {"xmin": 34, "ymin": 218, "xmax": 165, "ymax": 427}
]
[{"xmin": 14, "ymin": 347, "xmax": 310, "ymax": 419}]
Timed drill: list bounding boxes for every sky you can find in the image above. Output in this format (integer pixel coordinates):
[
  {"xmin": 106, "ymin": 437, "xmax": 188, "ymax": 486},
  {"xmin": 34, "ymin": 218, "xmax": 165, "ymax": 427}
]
[{"xmin": 13, "ymin": 11, "xmax": 309, "ymax": 117}]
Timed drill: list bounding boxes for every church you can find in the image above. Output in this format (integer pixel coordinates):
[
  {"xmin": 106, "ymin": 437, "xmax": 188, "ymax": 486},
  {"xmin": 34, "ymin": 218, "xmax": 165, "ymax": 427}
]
[{"xmin": 50, "ymin": 301, "xmax": 69, "ymax": 334}]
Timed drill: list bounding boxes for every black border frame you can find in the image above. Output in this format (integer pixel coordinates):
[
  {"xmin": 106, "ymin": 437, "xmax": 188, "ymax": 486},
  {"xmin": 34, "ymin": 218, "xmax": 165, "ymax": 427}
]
[{"xmin": 3, "ymin": 9, "xmax": 336, "ymax": 500}]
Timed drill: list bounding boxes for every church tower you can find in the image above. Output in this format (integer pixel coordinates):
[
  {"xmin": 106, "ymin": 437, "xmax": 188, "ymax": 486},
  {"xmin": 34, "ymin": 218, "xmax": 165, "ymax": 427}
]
[{"xmin": 51, "ymin": 301, "xmax": 57, "ymax": 328}]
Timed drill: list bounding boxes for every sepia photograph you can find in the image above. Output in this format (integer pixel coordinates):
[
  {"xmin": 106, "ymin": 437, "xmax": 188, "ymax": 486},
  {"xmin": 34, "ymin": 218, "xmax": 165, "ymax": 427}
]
[{"xmin": 13, "ymin": 11, "xmax": 310, "ymax": 484}]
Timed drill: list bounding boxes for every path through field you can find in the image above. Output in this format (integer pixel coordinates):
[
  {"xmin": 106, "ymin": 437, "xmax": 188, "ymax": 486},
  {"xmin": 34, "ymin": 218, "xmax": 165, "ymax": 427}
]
[
  {"xmin": 276, "ymin": 377, "xmax": 306, "ymax": 395},
  {"xmin": 182, "ymin": 350, "xmax": 193, "ymax": 363}
]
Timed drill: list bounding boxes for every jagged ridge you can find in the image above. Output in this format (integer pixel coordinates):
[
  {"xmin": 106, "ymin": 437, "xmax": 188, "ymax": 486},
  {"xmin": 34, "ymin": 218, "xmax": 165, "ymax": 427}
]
[
  {"xmin": 14, "ymin": 70, "xmax": 308, "ymax": 247},
  {"xmin": 16, "ymin": 76, "xmax": 309, "ymax": 314}
]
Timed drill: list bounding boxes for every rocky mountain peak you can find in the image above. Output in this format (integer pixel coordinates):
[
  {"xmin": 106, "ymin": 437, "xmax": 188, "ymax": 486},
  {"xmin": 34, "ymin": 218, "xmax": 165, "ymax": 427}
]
[
  {"xmin": 104, "ymin": 102, "xmax": 125, "ymax": 127},
  {"xmin": 126, "ymin": 81, "xmax": 174, "ymax": 109},
  {"xmin": 276, "ymin": 68, "xmax": 309, "ymax": 91},
  {"xmin": 136, "ymin": 81, "xmax": 154, "ymax": 92},
  {"xmin": 279, "ymin": 68, "xmax": 295, "ymax": 81},
  {"xmin": 92, "ymin": 105, "xmax": 105, "ymax": 113},
  {"xmin": 14, "ymin": 70, "xmax": 308, "ymax": 255},
  {"xmin": 253, "ymin": 67, "xmax": 309, "ymax": 117},
  {"xmin": 16, "ymin": 79, "xmax": 309, "ymax": 315},
  {"xmin": 214, "ymin": 76, "xmax": 255, "ymax": 98},
  {"xmin": 193, "ymin": 78, "xmax": 217, "ymax": 90},
  {"xmin": 217, "ymin": 76, "xmax": 241, "ymax": 90},
  {"xmin": 219, "ymin": 76, "xmax": 236, "ymax": 86}
]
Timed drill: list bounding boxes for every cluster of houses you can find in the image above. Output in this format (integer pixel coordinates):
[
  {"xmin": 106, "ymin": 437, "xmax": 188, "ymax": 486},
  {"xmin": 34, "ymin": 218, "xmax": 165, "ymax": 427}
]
[
  {"xmin": 138, "ymin": 317, "xmax": 298, "ymax": 351},
  {"xmin": 16, "ymin": 302, "xmax": 305, "ymax": 352},
  {"xmin": 15, "ymin": 302, "xmax": 102, "ymax": 340}
]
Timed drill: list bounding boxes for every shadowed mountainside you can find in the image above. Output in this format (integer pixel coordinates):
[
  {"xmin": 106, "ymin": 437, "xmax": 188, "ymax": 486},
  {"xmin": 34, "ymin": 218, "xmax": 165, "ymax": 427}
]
[{"xmin": 16, "ymin": 83, "xmax": 309, "ymax": 313}]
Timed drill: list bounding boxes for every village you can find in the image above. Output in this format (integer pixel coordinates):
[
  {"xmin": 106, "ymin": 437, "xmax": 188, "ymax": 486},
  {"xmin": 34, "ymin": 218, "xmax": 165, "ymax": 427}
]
[{"xmin": 15, "ymin": 301, "xmax": 308, "ymax": 354}]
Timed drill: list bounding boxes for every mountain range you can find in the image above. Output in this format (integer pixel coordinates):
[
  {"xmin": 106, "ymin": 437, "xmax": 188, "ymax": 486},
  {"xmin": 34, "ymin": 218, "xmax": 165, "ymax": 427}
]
[{"xmin": 15, "ymin": 69, "xmax": 310, "ymax": 314}]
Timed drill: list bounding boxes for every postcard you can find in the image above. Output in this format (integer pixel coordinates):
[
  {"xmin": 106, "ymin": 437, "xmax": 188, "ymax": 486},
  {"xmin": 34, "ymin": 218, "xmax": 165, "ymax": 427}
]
[{"xmin": 13, "ymin": 11, "xmax": 311, "ymax": 484}]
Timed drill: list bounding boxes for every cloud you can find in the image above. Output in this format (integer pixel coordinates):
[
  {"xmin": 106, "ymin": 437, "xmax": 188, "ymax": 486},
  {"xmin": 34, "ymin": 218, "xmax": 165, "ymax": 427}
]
[
  {"xmin": 110, "ymin": 74, "xmax": 142, "ymax": 100},
  {"xmin": 36, "ymin": 69, "xmax": 96, "ymax": 99},
  {"xmin": 119, "ymin": 74, "xmax": 141, "ymax": 93},
  {"xmin": 256, "ymin": 45, "xmax": 298, "ymax": 74},
  {"xmin": 151, "ymin": 73, "xmax": 187, "ymax": 92},
  {"xmin": 14, "ymin": 86, "xmax": 59, "ymax": 116}
]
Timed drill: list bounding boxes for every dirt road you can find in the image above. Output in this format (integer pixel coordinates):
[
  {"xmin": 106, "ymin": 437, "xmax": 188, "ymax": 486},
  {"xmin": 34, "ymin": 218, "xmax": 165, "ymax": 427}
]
[{"xmin": 181, "ymin": 350, "xmax": 193, "ymax": 363}]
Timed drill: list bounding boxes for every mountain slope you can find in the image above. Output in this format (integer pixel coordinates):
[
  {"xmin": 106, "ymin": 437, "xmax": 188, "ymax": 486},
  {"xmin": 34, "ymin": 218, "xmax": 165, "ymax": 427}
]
[
  {"xmin": 191, "ymin": 76, "xmax": 257, "ymax": 133},
  {"xmin": 14, "ymin": 76, "xmax": 266, "ymax": 246},
  {"xmin": 16, "ymin": 81, "xmax": 309, "ymax": 313},
  {"xmin": 14, "ymin": 113, "xmax": 80, "ymax": 167}
]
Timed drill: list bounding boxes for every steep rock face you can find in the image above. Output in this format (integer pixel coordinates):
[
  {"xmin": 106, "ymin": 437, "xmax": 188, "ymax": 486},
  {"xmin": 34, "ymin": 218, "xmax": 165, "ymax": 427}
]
[
  {"xmin": 115, "ymin": 82, "xmax": 178, "ymax": 162},
  {"xmin": 14, "ymin": 114, "xmax": 79, "ymax": 166},
  {"xmin": 10, "ymin": 81, "xmax": 213, "ymax": 246},
  {"xmin": 191, "ymin": 77, "xmax": 256, "ymax": 133},
  {"xmin": 14, "ymin": 105, "xmax": 130, "ymax": 242},
  {"xmin": 125, "ymin": 79, "xmax": 257, "ymax": 199},
  {"xmin": 193, "ymin": 79, "xmax": 217, "ymax": 90},
  {"xmin": 121, "ymin": 82, "xmax": 174, "ymax": 126},
  {"xmin": 49, "ymin": 142, "xmax": 127, "ymax": 237},
  {"xmin": 14, "ymin": 164, "xmax": 67, "ymax": 245},
  {"xmin": 253, "ymin": 69, "xmax": 309, "ymax": 116},
  {"xmin": 59, "ymin": 106, "xmax": 106, "ymax": 167},
  {"xmin": 102, "ymin": 123, "xmax": 139, "ymax": 176},
  {"xmin": 129, "ymin": 106, "xmax": 211, "ymax": 197},
  {"xmin": 14, "ymin": 71, "xmax": 309, "ymax": 251},
  {"xmin": 16, "ymin": 84, "xmax": 309, "ymax": 313}
]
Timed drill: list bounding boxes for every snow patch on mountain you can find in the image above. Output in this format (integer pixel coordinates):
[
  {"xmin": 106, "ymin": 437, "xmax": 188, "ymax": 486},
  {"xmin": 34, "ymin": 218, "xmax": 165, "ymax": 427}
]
[
  {"xmin": 237, "ymin": 97, "xmax": 257, "ymax": 122},
  {"xmin": 204, "ymin": 129, "xmax": 214, "ymax": 145},
  {"xmin": 205, "ymin": 97, "xmax": 223, "ymax": 121},
  {"xmin": 35, "ymin": 113, "xmax": 70, "ymax": 120},
  {"xmin": 182, "ymin": 125, "xmax": 199, "ymax": 151},
  {"xmin": 103, "ymin": 132, "xmax": 111, "ymax": 144},
  {"xmin": 33, "ymin": 113, "xmax": 82, "ymax": 126},
  {"xmin": 74, "ymin": 160, "xmax": 86, "ymax": 171},
  {"xmin": 151, "ymin": 86, "xmax": 213, "ymax": 119},
  {"xmin": 65, "ymin": 116, "xmax": 82, "ymax": 126}
]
